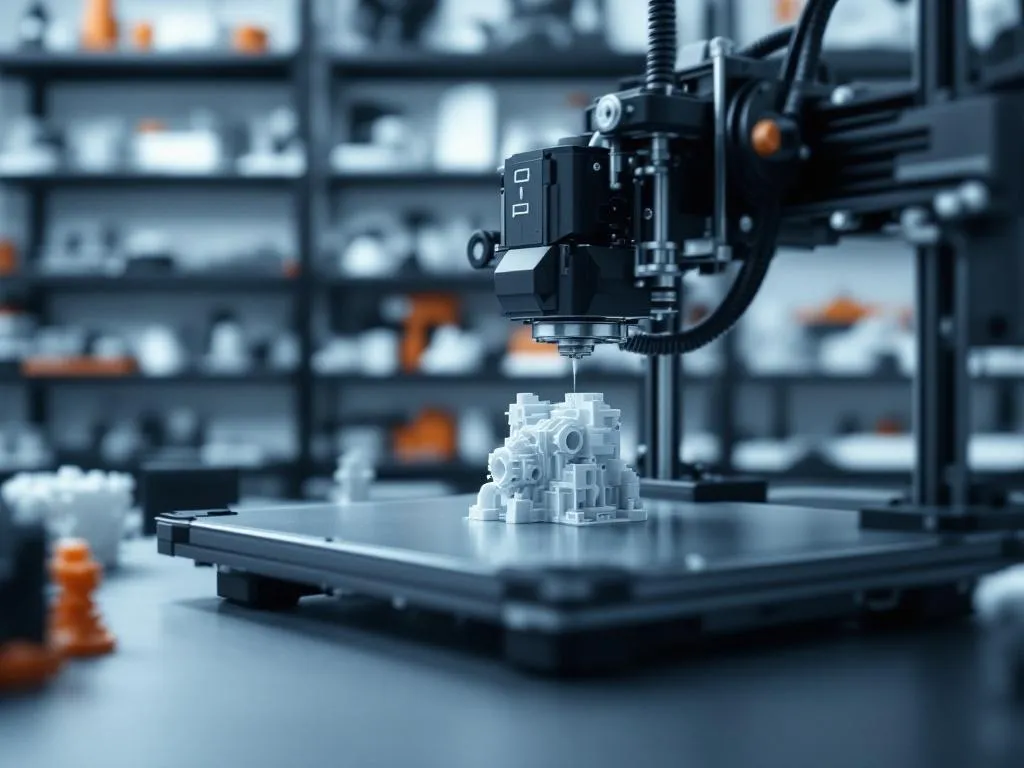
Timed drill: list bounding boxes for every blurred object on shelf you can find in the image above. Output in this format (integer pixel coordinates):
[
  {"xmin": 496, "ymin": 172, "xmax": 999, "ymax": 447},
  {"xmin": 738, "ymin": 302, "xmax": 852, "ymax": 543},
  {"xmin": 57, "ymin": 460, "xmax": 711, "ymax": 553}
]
[
  {"xmin": 122, "ymin": 229, "xmax": 175, "ymax": 272},
  {"xmin": 401, "ymin": 294, "xmax": 458, "ymax": 372},
  {"xmin": 98, "ymin": 419, "xmax": 144, "ymax": 465},
  {"xmin": 822, "ymin": 0, "xmax": 914, "ymax": 48},
  {"xmin": 0, "ymin": 240, "xmax": 19, "ymax": 276},
  {"xmin": 266, "ymin": 331, "xmax": 300, "ymax": 372},
  {"xmin": 135, "ymin": 326, "xmax": 187, "ymax": 377},
  {"xmin": 875, "ymin": 415, "xmax": 905, "ymax": 435},
  {"xmin": 200, "ymin": 438, "xmax": 266, "ymax": 468},
  {"xmin": 798, "ymin": 294, "xmax": 877, "ymax": 330},
  {"xmin": 393, "ymin": 408, "xmax": 456, "ymax": 462},
  {"xmin": 67, "ymin": 118, "xmax": 126, "ymax": 172},
  {"xmin": 336, "ymin": 215, "xmax": 403, "ymax": 276},
  {"xmin": 312, "ymin": 336, "xmax": 360, "ymax": 374},
  {"xmin": 434, "ymin": 85, "xmax": 497, "ymax": 172},
  {"xmin": 359, "ymin": 328, "xmax": 400, "ymax": 376},
  {"xmin": 131, "ymin": 112, "xmax": 224, "ymax": 174},
  {"xmin": 330, "ymin": 103, "xmax": 424, "ymax": 172},
  {"xmin": 774, "ymin": 0, "xmax": 802, "ymax": 23},
  {"xmin": 350, "ymin": 0, "xmax": 439, "ymax": 47},
  {"xmin": 458, "ymin": 409, "xmax": 494, "ymax": 463},
  {"xmin": 821, "ymin": 433, "xmax": 1024, "ymax": 473},
  {"xmin": 419, "ymin": 325, "xmax": 485, "ymax": 374},
  {"xmin": 0, "ymin": 425, "xmax": 53, "ymax": 471},
  {"xmin": 500, "ymin": 118, "xmax": 575, "ymax": 162},
  {"xmin": 42, "ymin": 224, "xmax": 121, "ymax": 275},
  {"xmin": 17, "ymin": 2, "xmax": 50, "ymax": 50},
  {"xmin": 151, "ymin": 10, "xmax": 219, "ymax": 52},
  {"xmin": 333, "ymin": 210, "xmax": 477, "ymax": 277},
  {"xmin": 680, "ymin": 432, "xmax": 720, "ymax": 466},
  {"xmin": 131, "ymin": 21, "xmax": 153, "ymax": 50},
  {"xmin": 232, "ymin": 25, "xmax": 269, "ymax": 54},
  {"xmin": 817, "ymin": 312, "xmax": 914, "ymax": 376},
  {"xmin": 331, "ymin": 450, "xmax": 375, "ymax": 504},
  {"xmin": 482, "ymin": 0, "xmax": 605, "ymax": 53},
  {"xmin": 740, "ymin": 301, "xmax": 813, "ymax": 373},
  {"xmin": 81, "ymin": 0, "xmax": 118, "ymax": 51},
  {"xmin": 335, "ymin": 426, "xmax": 387, "ymax": 465},
  {"xmin": 237, "ymin": 108, "xmax": 305, "ymax": 177},
  {"xmin": 0, "ymin": 117, "xmax": 61, "ymax": 175},
  {"xmin": 414, "ymin": 214, "xmax": 476, "ymax": 273},
  {"xmin": 23, "ymin": 325, "xmax": 136, "ymax": 377},
  {"xmin": 587, "ymin": 342, "xmax": 642, "ymax": 373},
  {"xmin": 502, "ymin": 325, "xmax": 568, "ymax": 377},
  {"xmin": 975, "ymin": 564, "xmax": 1024, "ymax": 701},
  {"xmin": 203, "ymin": 310, "xmax": 251, "ymax": 374},
  {"xmin": 732, "ymin": 438, "xmax": 807, "ymax": 473},
  {"xmin": 0, "ymin": 307, "xmax": 35, "ymax": 367},
  {"xmin": 971, "ymin": 348, "xmax": 1024, "ymax": 377}
]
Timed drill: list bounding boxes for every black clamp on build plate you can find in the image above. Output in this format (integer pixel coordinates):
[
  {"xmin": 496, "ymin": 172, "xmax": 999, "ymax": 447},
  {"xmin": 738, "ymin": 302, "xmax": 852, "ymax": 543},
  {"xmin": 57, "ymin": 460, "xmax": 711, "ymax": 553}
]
[
  {"xmin": 641, "ymin": 476, "xmax": 768, "ymax": 504},
  {"xmin": 859, "ymin": 503, "xmax": 1024, "ymax": 533}
]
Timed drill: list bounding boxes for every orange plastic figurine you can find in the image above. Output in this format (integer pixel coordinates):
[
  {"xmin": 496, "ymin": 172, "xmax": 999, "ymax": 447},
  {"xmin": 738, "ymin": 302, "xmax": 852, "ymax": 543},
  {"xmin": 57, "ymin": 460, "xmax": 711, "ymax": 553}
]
[
  {"xmin": 50, "ymin": 539, "xmax": 115, "ymax": 658},
  {"xmin": 0, "ymin": 641, "xmax": 62, "ymax": 691},
  {"xmin": 82, "ymin": 0, "xmax": 119, "ymax": 51}
]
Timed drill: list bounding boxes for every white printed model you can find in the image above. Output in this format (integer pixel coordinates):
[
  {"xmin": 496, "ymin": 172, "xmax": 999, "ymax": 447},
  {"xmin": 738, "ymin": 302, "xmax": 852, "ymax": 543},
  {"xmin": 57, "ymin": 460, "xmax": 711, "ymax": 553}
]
[
  {"xmin": 332, "ymin": 450, "xmax": 375, "ymax": 504},
  {"xmin": 470, "ymin": 393, "xmax": 645, "ymax": 525},
  {"xmin": 1, "ymin": 466, "xmax": 135, "ymax": 568}
]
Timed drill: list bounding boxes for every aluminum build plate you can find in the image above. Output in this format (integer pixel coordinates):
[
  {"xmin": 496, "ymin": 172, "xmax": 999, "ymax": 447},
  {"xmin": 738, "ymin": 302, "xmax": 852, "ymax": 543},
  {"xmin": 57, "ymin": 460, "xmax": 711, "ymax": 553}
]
[{"xmin": 157, "ymin": 494, "xmax": 1013, "ymax": 632}]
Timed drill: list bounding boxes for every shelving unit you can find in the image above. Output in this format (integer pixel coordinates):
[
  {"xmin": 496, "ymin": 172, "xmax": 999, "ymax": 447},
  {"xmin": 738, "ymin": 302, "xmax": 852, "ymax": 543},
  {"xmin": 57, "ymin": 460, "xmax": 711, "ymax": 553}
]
[{"xmin": 1, "ymin": 1, "xmax": 1002, "ymax": 494}]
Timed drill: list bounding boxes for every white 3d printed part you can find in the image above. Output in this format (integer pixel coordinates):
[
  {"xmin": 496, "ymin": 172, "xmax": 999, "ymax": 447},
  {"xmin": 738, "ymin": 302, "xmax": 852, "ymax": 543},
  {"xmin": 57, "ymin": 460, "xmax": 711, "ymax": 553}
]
[{"xmin": 470, "ymin": 393, "xmax": 645, "ymax": 526}]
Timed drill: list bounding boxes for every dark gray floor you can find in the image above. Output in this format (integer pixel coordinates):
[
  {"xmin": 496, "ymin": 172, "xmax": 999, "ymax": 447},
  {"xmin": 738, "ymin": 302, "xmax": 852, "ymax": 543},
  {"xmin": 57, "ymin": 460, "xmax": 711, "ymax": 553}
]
[{"xmin": 1, "ymin": 530, "xmax": 1023, "ymax": 768}]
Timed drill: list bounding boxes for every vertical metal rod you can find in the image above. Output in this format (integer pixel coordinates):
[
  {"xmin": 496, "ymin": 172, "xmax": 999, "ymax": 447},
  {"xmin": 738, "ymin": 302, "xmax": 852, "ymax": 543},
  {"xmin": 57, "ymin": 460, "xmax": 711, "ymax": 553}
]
[
  {"xmin": 709, "ymin": 37, "xmax": 732, "ymax": 261},
  {"xmin": 26, "ymin": 83, "xmax": 48, "ymax": 428},
  {"xmin": 644, "ymin": 315, "xmax": 680, "ymax": 480},
  {"xmin": 911, "ymin": 0, "xmax": 971, "ymax": 508}
]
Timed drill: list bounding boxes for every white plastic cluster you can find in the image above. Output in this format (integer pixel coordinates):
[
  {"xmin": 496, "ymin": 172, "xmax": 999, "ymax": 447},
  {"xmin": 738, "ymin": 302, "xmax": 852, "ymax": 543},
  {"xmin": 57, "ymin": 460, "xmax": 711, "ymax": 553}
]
[
  {"xmin": 1, "ymin": 465, "xmax": 135, "ymax": 567},
  {"xmin": 470, "ymin": 393, "xmax": 645, "ymax": 526},
  {"xmin": 332, "ymin": 451, "xmax": 376, "ymax": 504}
]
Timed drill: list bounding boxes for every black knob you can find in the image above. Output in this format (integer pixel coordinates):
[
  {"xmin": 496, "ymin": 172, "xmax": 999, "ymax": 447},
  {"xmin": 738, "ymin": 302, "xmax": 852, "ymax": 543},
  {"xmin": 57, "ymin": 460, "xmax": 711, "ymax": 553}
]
[{"xmin": 466, "ymin": 230, "xmax": 499, "ymax": 269}]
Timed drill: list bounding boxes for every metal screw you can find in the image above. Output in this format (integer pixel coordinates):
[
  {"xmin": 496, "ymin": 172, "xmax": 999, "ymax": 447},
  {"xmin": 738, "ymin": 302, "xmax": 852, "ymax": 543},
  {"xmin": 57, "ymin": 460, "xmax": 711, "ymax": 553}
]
[
  {"xmin": 831, "ymin": 85, "xmax": 857, "ymax": 105},
  {"xmin": 594, "ymin": 94, "xmax": 623, "ymax": 132},
  {"xmin": 933, "ymin": 190, "xmax": 962, "ymax": 220},
  {"xmin": 592, "ymin": 162, "xmax": 602, "ymax": 171},
  {"xmin": 829, "ymin": 210, "xmax": 859, "ymax": 232},
  {"xmin": 739, "ymin": 215, "xmax": 754, "ymax": 233},
  {"xmin": 959, "ymin": 181, "xmax": 989, "ymax": 213},
  {"xmin": 643, "ymin": 207, "xmax": 654, "ymax": 220}
]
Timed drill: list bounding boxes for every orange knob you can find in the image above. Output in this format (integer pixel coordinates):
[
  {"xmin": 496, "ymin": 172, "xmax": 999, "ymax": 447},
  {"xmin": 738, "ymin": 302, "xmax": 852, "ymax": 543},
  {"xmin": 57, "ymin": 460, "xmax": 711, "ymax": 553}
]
[{"xmin": 751, "ymin": 118, "xmax": 782, "ymax": 158}]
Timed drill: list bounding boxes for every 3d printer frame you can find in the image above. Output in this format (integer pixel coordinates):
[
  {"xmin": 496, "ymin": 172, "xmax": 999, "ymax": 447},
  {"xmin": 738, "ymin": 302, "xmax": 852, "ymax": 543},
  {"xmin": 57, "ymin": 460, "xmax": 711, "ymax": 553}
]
[{"xmin": 157, "ymin": 2, "xmax": 1024, "ymax": 673}]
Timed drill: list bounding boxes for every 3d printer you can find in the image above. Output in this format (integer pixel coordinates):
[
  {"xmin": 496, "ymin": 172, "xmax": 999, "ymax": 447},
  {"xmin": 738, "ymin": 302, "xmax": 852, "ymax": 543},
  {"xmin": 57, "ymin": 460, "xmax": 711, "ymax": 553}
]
[{"xmin": 157, "ymin": 1, "xmax": 1024, "ymax": 673}]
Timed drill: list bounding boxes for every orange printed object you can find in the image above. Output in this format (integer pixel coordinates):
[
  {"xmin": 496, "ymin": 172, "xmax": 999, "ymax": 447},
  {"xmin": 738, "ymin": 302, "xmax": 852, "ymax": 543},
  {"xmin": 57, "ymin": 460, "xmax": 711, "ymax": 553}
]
[
  {"xmin": 402, "ymin": 294, "xmax": 459, "ymax": 372},
  {"xmin": 22, "ymin": 356, "xmax": 137, "ymax": 377},
  {"xmin": 233, "ymin": 26, "xmax": 269, "ymax": 54},
  {"xmin": 136, "ymin": 119, "xmax": 166, "ymax": 134},
  {"xmin": 50, "ymin": 539, "xmax": 116, "ymax": 658},
  {"xmin": 393, "ymin": 409, "xmax": 456, "ymax": 462},
  {"xmin": 0, "ymin": 240, "xmax": 18, "ymax": 276},
  {"xmin": 797, "ymin": 295, "xmax": 875, "ymax": 326},
  {"xmin": 82, "ymin": 0, "xmax": 119, "ymax": 51},
  {"xmin": 0, "ymin": 642, "xmax": 62, "ymax": 691},
  {"xmin": 132, "ymin": 22, "xmax": 153, "ymax": 50},
  {"xmin": 775, "ymin": 0, "xmax": 804, "ymax": 22}
]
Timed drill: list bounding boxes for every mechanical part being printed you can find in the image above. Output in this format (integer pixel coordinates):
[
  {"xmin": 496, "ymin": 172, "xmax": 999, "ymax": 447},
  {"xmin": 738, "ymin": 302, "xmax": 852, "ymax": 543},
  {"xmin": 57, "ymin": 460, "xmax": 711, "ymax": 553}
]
[{"xmin": 469, "ymin": 392, "xmax": 644, "ymax": 525}]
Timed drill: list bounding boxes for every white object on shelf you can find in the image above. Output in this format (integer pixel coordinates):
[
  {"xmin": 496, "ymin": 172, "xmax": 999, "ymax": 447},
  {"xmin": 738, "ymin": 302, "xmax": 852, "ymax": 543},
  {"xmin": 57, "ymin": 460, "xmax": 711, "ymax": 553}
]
[
  {"xmin": 502, "ymin": 351, "xmax": 570, "ymax": 377},
  {"xmin": 1, "ymin": 466, "xmax": 134, "ymax": 568},
  {"xmin": 434, "ymin": 84, "xmax": 497, "ymax": 172},
  {"xmin": 822, "ymin": 433, "xmax": 1024, "ymax": 472},
  {"xmin": 132, "ymin": 131, "xmax": 223, "ymax": 174},
  {"xmin": 680, "ymin": 432, "xmax": 720, "ymax": 465},
  {"xmin": 459, "ymin": 409, "xmax": 494, "ymax": 463},
  {"xmin": 135, "ymin": 326, "xmax": 187, "ymax": 377},
  {"xmin": 818, "ymin": 314, "xmax": 912, "ymax": 375},
  {"xmin": 732, "ymin": 439, "xmax": 809, "ymax": 473},
  {"xmin": 740, "ymin": 303, "xmax": 813, "ymax": 374},
  {"xmin": 469, "ymin": 392, "xmax": 645, "ymax": 526},
  {"xmin": 358, "ymin": 329, "xmax": 399, "ymax": 377},
  {"xmin": 201, "ymin": 442, "xmax": 266, "ymax": 467},
  {"xmin": 237, "ymin": 151, "xmax": 305, "ymax": 177},
  {"xmin": 419, "ymin": 326, "xmax": 485, "ymax": 374},
  {"xmin": 312, "ymin": 337, "xmax": 361, "ymax": 374},
  {"xmin": 339, "ymin": 233, "xmax": 395, "ymax": 277},
  {"xmin": 152, "ymin": 13, "xmax": 221, "ymax": 51},
  {"xmin": 331, "ymin": 450, "xmax": 376, "ymax": 504}
]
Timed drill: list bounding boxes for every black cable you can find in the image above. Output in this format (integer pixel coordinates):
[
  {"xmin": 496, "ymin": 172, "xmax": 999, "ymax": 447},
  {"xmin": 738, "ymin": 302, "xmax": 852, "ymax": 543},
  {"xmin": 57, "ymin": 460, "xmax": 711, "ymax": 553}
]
[
  {"xmin": 739, "ymin": 25, "xmax": 793, "ymax": 59},
  {"xmin": 782, "ymin": 0, "xmax": 840, "ymax": 115}
]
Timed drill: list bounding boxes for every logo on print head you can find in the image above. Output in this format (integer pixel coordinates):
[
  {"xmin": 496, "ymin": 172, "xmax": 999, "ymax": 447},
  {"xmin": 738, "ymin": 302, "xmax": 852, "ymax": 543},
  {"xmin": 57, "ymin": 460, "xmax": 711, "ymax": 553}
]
[{"xmin": 512, "ymin": 166, "xmax": 530, "ymax": 218}]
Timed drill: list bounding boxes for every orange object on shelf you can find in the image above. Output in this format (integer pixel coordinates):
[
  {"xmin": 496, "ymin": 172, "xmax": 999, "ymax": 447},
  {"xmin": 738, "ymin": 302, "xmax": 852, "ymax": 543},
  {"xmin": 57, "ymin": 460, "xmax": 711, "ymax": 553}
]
[
  {"xmin": 402, "ymin": 294, "xmax": 459, "ymax": 372},
  {"xmin": 0, "ymin": 641, "xmax": 62, "ymax": 691},
  {"xmin": 797, "ymin": 295, "xmax": 876, "ymax": 327},
  {"xmin": 282, "ymin": 259, "xmax": 300, "ymax": 278},
  {"xmin": 775, "ymin": 0, "xmax": 804, "ymax": 22},
  {"xmin": 132, "ymin": 21, "xmax": 153, "ymax": 50},
  {"xmin": 0, "ymin": 239, "xmax": 18, "ymax": 276},
  {"xmin": 233, "ymin": 25, "xmax": 269, "ymax": 54},
  {"xmin": 50, "ymin": 539, "xmax": 115, "ymax": 658},
  {"xmin": 875, "ymin": 416, "xmax": 905, "ymax": 435},
  {"xmin": 507, "ymin": 325, "xmax": 557, "ymax": 356},
  {"xmin": 393, "ymin": 409, "xmax": 456, "ymax": 463},
  {"xmin": 136, "ymin": 119, "xmax": 166, "ymax": 134},
  {"xmin": 21, "ymin": 357, "xmax": 137, "ymax": 377},
  {"xmin": 81, "ymin": 0, "xmax": 119, "ymax": 51}
]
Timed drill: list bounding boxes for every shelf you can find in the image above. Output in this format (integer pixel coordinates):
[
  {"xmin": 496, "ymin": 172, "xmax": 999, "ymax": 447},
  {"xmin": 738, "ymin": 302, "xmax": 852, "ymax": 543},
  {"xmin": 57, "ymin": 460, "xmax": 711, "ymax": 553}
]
[
  {"xmin": 51, "ymin": 451, "xmax": 297, "ymax": 475},
  {"xmin": 0, "ymin": 51, "xmax": 295, "ymax": 81},
  {"xmin": 321, "ymin": 273, "xmax": 492, "ymax": 292},
  {"xmin": 329, "ymin": 171, "xmax": 498, "ymax": 186},
  {"xmin": 20, "ymin": 372, "xmax": 294, "ymax": 384},
  {"xmin": 319, "ymin": 372, "xmax": 642, "ymax": 386},
  {"xmin": 330, "ymin": 49, "xmax": 645, "ymax": 79},
  {"xmin": 0, "ymin": 172, "xmax": 301, "ymax": 188},
  {"xmin": 10, "ymin": 273, "xmax": 297, "ymax": 292}
]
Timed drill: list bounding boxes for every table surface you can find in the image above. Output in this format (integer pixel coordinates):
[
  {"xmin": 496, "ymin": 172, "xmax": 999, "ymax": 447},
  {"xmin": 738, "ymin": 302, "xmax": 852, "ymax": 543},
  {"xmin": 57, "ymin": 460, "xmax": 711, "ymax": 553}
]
[{"xmin": 3, "ymin": 492, "xmax": 1024, "ymax": 768}]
